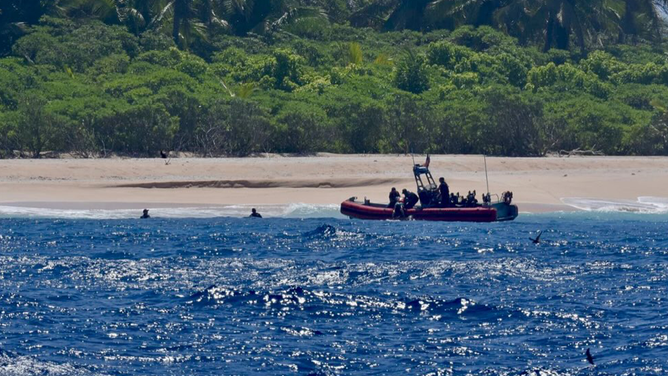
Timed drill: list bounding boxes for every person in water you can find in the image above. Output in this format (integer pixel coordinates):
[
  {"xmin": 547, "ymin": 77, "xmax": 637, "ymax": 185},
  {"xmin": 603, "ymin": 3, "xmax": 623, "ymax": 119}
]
[
  {"xmin": 402, "ymin": 189, "xmax": 419, "ymax": 209},
  {"xmin": 140, "ymin": 209, "xmax": 150, "ymax": 219},
  {"xmin": 438, "ymin": 177, "xmax": 450, "ymax": 207},
  {"xmin": 388, "ymin": 187, "xmax": 400, "ymax": 208},
  {"xmin": 249, "ymin": 208, "xmax": 262, "ymax": 218}
]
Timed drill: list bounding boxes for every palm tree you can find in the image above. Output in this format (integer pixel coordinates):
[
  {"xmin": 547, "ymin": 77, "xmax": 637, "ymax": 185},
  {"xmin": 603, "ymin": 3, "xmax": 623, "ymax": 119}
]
[
  {"xmin": 1, "ymin": 0, "xmax": 121, "ymax": 55},
  {"xmin": 65, "ymin": 0, "xmax": 119, "ymax": 22},
  {"xmin": 0, "ymin": 0, "xmax": 43, "ymax": 55},
  {"xmin": 494, "ymin": 0, "xmax": 668, "ymax": 51},
  {"xmin": 116, "ymin": 0, "xmax": 169, "ymax": 35},
  {"xmin": 221, "ymin": 0, "xmax": 257, "ymax": 33},
  {"xmin": 150, "ymin": 0, "xmax": 226, "ymax": 49},
  {"xmin": 618, "ymin": 0, "xmax": 668, "ymax": 41},
  {"xmin": 350, "ymin": 0, "xmax": 668, "ymax": 51},
  {"xmin": 349, "ymin": 0, "xmax": 401, "ymax": 29},
  {"xmin": 492, "ymin": 0, "xmax": 588, "ymax": 52},
  {"xmin": 423, "ymin": 0, "xmax": 510, "ymax": 30},
  {"xmin": 171, "ymin": 0, "xmax": 195, "ymax": 48},
  {"xmin": 223, "ymin": 0, "xmax": 329, "ymax": 36}
]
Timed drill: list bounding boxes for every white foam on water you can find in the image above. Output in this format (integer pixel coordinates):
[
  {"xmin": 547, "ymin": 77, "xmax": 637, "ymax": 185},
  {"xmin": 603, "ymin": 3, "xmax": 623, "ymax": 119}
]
[
  {"xmin": 561, "ymin": 197, "xmax": 668, "ymax": 214},
  {"xmin": 0, "ymin": 353, "xmax": 101, "ymax": 376},
  {"xmin": 0, "ymin": 203, "xmax": 345, "ymax": 220}
]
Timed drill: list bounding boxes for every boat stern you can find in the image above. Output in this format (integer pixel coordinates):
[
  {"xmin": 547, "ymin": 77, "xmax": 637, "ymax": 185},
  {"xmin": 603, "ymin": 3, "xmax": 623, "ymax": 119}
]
[{"xmin": 492, "ymin": 202, "xmax": 519, "ymax": 221}]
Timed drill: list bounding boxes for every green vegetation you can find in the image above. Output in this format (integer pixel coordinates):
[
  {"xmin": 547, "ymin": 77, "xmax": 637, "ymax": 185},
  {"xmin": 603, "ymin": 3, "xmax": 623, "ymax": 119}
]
[{"xmin": 1, "ymin": 1, "xmax": 668, "ymax": 157}]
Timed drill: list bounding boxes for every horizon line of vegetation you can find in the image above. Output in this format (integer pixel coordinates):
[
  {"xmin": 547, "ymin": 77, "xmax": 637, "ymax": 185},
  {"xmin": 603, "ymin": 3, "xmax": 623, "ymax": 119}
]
[{"xmin": 1, "ymin": 1, "xmax": 668, "ymax": 158}]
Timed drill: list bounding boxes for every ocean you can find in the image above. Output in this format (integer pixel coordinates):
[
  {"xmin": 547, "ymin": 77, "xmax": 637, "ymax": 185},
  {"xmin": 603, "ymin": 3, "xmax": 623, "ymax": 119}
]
[{"xmin": 0, "ymin": 204, "xmax": 667, "ymax": 375}]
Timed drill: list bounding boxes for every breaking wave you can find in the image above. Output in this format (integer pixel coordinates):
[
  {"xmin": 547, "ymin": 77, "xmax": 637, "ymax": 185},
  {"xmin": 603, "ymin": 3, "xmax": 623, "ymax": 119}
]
[
  {"xmin": 562, "ymin": 196, "xmax": 668, "ymax": 214},
  {"xmin": 0, "ymin": 350, "xmax": 101, "ymax": 376},
  {"xmin": 0, "ymin": 203, "xmax": 344, "ymax": 220}
]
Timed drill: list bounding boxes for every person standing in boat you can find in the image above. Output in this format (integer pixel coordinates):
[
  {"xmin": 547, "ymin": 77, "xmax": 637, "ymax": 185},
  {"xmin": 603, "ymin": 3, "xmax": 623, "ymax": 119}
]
[
  {"xmin": 438, "ymin": 177, "xmax": 450, "ymax": 207},
  {"xmin": 388, "ymin": 187, "xmax": 400, "ymax": 208},
  {"xmin": 402, "ymin": 189, "xmax": 419, "ymax": 209}
]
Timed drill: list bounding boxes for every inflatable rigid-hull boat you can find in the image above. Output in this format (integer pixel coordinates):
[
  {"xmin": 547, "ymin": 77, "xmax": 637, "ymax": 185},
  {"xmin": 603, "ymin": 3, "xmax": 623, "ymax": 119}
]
[{"xmin": 340, "ymin": 199, "xmax": 518, "ymax": 222}]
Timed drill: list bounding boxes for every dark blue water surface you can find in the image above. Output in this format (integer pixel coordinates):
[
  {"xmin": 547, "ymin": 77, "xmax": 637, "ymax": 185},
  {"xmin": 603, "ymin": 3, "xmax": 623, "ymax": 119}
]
[{"xmin": 1, "ymin": 213, "xmax": 668, "ymax": 375}]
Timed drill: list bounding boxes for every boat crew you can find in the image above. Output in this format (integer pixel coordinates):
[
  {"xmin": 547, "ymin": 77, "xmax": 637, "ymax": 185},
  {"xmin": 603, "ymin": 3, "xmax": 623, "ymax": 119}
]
[
  {"xmin": 402, "ymin": 189, "xmax": 419, "ymax": 209},
  {"xmin": 438, "ymin": 177, "xmax": 450, "ymax": 207},
  {"xmin": 388, "ymin": 187, "xmax": 400, "ymax": 208}
]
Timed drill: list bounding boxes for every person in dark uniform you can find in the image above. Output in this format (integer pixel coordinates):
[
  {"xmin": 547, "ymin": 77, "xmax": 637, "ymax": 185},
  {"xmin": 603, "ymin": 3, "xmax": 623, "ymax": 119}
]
[
  {"xmin": 438, "ymin": 177, "xmax": 450, "ymax": 207},
  {"xmin": 388, "ymin": 187, "xmax": 400, "ymax": 208},
  {"xmin": 249, "ymin": 208, "xmax": 262, "ymax": 218},
  {"xmin": 140, "ymin": 209, "xmax": 150, "ymax": 219},
  {"xmin": 402, "ymin": 189, "xmax": 419, "ymax": 209}
]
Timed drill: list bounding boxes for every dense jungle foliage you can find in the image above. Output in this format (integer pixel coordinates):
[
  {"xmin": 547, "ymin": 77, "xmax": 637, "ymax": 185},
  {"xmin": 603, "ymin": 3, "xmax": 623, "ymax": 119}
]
[{"xmin": 1, "ymin": 0, "xmax": 668, "ymax": 157}]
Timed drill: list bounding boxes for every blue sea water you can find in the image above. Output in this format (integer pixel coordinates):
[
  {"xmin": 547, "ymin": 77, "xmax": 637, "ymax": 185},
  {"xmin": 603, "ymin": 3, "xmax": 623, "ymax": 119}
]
[{"xmin": 1, "ymin": 212, "xmax": 667, "ymax": 375}]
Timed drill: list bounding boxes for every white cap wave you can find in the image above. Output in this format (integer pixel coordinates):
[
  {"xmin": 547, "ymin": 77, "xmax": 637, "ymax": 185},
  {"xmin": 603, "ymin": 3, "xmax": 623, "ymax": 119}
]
[
  {"xmin": 0, "ymin": 203, "xmax": 344, "ymax": 220},
  {"xmin": 562, "ymin": 197, "xmax": 668, "ymax": 214}
]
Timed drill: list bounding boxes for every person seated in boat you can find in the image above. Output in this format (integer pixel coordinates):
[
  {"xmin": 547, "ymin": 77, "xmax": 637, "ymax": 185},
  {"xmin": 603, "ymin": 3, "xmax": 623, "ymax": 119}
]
[
  {"xmin": 140, "ymin": 209, "xmax": 150, "ymax": 219},
  {"xmin": 466, "ymin": 191, "xmax": 478, "ymax": 207},
  {"xmin": 388, "ymin": 187, "xmax": 400, "ymax": 208},
  {"xmin": 402, "ymin": 189, "xmax": 419, "ymax": 209},
  {"xmin": 249, "ymin": 208, "xmax": 262, "ymax": 218},
  {"xmin": 438, "ymin": 177, "xmax": 450, "ymax": 207},
  {"xmin": 450, "ymin": 193, "xmax": 458, "ymax": 207},
  {"xmin": 482, "ymin": 193, "xmax": 491, "ymax": 205}
]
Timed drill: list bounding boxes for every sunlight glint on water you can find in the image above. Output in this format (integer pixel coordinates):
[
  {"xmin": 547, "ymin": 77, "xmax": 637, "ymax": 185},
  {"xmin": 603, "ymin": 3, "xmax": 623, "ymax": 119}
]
[{"xmin": 0, "ymin": 213, "xmax": 667, "ymax": 375}]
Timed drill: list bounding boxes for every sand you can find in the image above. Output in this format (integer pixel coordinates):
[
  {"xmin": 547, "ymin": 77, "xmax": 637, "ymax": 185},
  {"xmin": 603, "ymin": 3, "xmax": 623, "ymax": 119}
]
[{"xmin": 1, "ymin": 154, "xmax": 667, "ymax": 212}]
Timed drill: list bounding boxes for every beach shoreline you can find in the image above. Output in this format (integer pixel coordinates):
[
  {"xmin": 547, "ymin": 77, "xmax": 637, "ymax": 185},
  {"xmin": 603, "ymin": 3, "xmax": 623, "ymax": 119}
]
[{"xmin": 1, "ymin": 154, "xmax": 667, "ymax": 214}]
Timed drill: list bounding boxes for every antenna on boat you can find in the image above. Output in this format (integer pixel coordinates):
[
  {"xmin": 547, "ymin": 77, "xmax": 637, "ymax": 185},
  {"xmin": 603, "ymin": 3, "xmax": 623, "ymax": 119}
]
[{"xmin": 484, "ymin": 154, "xmax": 490, "ymax": 196}]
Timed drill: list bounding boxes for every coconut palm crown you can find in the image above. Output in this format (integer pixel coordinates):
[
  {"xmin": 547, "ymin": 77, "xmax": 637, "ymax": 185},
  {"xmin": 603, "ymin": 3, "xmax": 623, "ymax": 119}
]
[{"xmin": 2, "ymin": 0, "xmax": 668, "ymax": 54}]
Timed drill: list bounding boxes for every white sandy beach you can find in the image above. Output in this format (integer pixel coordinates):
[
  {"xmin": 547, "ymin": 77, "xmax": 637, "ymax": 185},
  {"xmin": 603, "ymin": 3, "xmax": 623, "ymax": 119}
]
[{"xmin": 1, "ymin": 154, "xmax": 667, "ymax": 213}]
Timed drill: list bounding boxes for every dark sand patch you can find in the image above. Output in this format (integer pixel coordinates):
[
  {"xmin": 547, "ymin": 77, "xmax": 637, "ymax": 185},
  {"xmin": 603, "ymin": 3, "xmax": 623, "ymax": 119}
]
[{"xmin": 111, "ymin": 178, "xmax": 400, "ymax": 189}]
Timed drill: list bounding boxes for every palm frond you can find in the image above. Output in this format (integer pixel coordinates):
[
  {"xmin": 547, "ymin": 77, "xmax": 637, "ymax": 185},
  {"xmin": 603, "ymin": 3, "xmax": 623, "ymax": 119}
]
[
  {"xmin": 59, "ymin": 0, "xmax": 118, "ymax": 21},
  {"xmin": 148, "ymin": 0, "xmax": 174, "ymax": 28},
  {"xmin": 348, "ymin": 42, "xmax": 363, "ymax": 65},
  {"xmin": 117, "ymin": 7, "xmax": 146, "ymax": 29},
  {"xmin": 374, "ymin": 53, "xmax": 394, "ymax": 66},
  {"xmin": 224, "ymin": 0, "xmax": 255, "ymax": 20},
  {"xmin": 349, "ymin": 0, "xmax": 400, "ymax": 28},
  {"xmin": 270, "ymin": 6, "xmax": 329, "ymax": 30},
  {"xmin": 236, "ymin": 82, "xmax": 256, "ymax": 98}
]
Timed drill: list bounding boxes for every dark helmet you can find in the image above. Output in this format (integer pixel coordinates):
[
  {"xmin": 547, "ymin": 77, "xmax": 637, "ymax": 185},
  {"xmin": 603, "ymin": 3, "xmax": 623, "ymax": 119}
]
[
  {"xmin": 439, "ymin": 177, "xmax": 445, "ymax": 182},
  {"xmin": 402, "ymin": 189, "xmax": 408, "ymax": 194}
]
